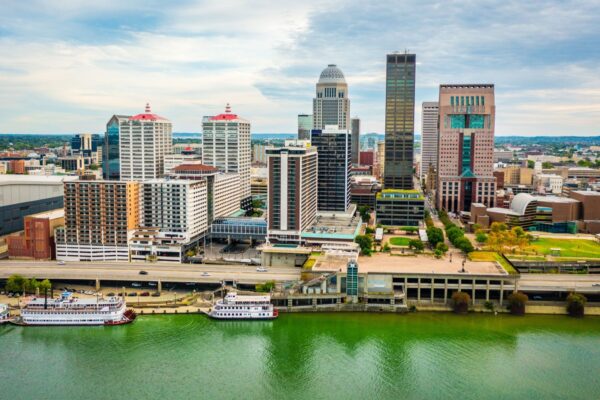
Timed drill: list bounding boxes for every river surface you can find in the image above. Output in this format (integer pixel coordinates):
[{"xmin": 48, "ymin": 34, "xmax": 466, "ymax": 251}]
[{"xmin": 1, "ymin": 313, "xmax": 599, "ymax": 399}]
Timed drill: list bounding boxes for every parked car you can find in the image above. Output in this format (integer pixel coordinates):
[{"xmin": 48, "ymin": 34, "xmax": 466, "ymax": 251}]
[
  {"xmin": 140, "ymin": 292, "xmax": 150, "ymax": 297},
  {"xmin": 533, "ymin": 296, "xmax": 543, "ymax": 300},
  {"xmin": 131, "ymin": 283, "xmax": 142, "ymax": 288},
  {"xmin": 128, "ymin": 292, "xmax": 138, "ymax": 297},
  {"xmin": 151, "ymin": 292, "xmax": 161, "ymax": 297},
  {"xmin": 107, "ymin": 292, "xmax": 115, "ymax": 297}
]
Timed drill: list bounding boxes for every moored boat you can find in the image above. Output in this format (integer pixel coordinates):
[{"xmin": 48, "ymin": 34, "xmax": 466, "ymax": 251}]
[
  {"xmin": 0, "ymin": 304, "xmax": 10, "ymax": 324},
  {"xmin": 12, "ymin": 291, "xmax": 137, "ymax": 326},
  {"xmin": 208, "ymin": 292, "xmax": 278, "ymax": 320}
]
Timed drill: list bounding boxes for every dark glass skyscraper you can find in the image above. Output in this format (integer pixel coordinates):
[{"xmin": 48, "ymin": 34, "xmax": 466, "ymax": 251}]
[
  {"xmin": 384, "ymin": 53, "xmax": 416, "ymax": 189},
  {"xmin": 311, "ymin": 127, "xmax": 351, "ymax": 212}
]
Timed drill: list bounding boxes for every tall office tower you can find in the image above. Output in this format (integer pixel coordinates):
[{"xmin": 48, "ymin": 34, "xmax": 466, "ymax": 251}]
[
  {"xmin": 436, "ymin": 84, "xmax": 496, "ymax": 213},
  {"xmin": 384, "ymin": 53, "xmax": 416, "ymax": 189},
  {"xmin": 421, "ymin": 101, "xmax": 439, "ymax": 181},
  {"xmin": 313, "ymin": 64, "xmax": 350, "ymax": 130},
  {"xmin": 252, "ymin": 143, "xmax": 267, "ymax": 164},
  {"xmin": 311, "ymin": 126, "xmax": 351, "ymax": 211},
  {"xmin": 297, "ymin": 114, "xmax": 313, "ymax": 140},
  {"xmin": 119, "ymin": 104, "xmax": 173, "ymax": 181},
  {"xmin": 351, "ymin": 117, "xmax": 360, "ymax": 165},
  {"xmin": 131, "ymin": 179, "xmax": 208, "ymax": 262},
  {"xmin": 266, "ymin": 141, "xmax": 317, "ymax": 243},
  {"xmin": 202, "ymin": 104, "xmax": 251, "ymax": 209},
  {"xmin": 104, "ymin": 115, "xmax": 130, "ymax": 180},
  {"xmin": 55, "ymin": 179, "xmax": 140, "ymax": 261}
]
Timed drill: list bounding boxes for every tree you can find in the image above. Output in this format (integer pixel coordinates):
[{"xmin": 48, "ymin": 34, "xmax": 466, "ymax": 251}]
[
  {"xmin": 251, "ymin": 199, "xmax": 264, "ymax": 209},
  {"xmin": 435, "ymin": 242, "xmax": 448, "ymax": 253},
  {"xmin": 426, "ymin": 227, "xmax": 444, "ymax": 248},
  {"xmin": 408, "ymin": 239, "xmax": 424, "ymax": 252},
  {"xmin": 566, "ymin": 293, "xmax": 586, "ymax": 317},
  {"xmin": 434, "ymin": 249, "xmax": 443, "ymax": 259},
  {"xmin": 542, "ymin": 161, "xmax": 554, "ymax": 169},
  {"xmin": 256, "ymin": 280, "xmax": 276, "ymax": 293},
  {"xmin": 475, "ymin": 231, "xmax": 488, "ymax": 244},
  {"xmin": 490, "ymin": 222, "xmax": 508, "ymax": 233},
  {"xmin": 185, "ymin": 249, "xmax": 196, "ymax": 258},
  {"xmin": 5, "ymin": 274, "xmax": 25, "ymax": 293},
  {"xmin": 355, "ymin": 235, "xmax": 373, "ymax": 256},
  {"xmin": 39, "ymin": 279, "xmax": 52, "ymax": 292},
  {"xmin": 451, "ymin": 291, "xmax": 471, "ymax": 314},
  {"xmin": 507, "ymin": 292, "xmax": 528, "ymax": 315},
  {"xmin": 381, "ymin": 243, "xmax": 391, "ymax": 252},
  {"xmin": 358, "ymin": 205, "xmax": 370, "ymax": 223},
  {"xmin": 454, "ymin": 237, "xmax": 474, "ymax": 253},
  {"xmin": 446, "ymin": 226, "xmax": 464, "ymax": 242},
  {"xmin": 527, "ymin": 160, "xmax": 535, "ymax": 169},
  {"xmin": 88, "ymin": 164, "xmax": 99, "ymax": 171}
]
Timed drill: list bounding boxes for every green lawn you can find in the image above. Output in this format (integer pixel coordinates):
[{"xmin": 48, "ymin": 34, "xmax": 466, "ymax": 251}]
[
  {"xmin": 389, "ymin": 237, "xmax": 411, "ymax": 246},
  {"xmin": 469, "ymin": 251, "xmax": 518, "ymax": 274},
  {"xmin": 530, "ymin": 238, "xmax": 600, "ymax": 259}
]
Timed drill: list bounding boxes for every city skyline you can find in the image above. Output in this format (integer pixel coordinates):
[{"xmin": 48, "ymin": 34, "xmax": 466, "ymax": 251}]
[{"xmin": 1, "ymin": 1, "xmax": 600, "ymax": 136}]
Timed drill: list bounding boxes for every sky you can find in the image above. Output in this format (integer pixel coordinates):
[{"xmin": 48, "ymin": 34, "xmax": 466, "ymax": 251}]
[{"xmin": 0, "ymin": 0, "xmax": 599, "ymax": 136}]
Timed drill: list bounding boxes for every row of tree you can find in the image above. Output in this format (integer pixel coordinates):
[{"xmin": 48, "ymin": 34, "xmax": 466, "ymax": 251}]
[
  {"xmin": 4, "ymin": 274, "xmax": 51, "ymax": 295},
  {"xmin": 451, "ymin": 290, "xmax": 588, "ymax": 317},
  {"xmin": 439, "ymin": 210, "xmax": 474, "ymax": 254}
]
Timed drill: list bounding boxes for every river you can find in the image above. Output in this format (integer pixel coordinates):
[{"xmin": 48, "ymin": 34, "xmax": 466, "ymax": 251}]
[{"xmin": 1, "ymin": 313, "xmax": 599, "ymax": 399}]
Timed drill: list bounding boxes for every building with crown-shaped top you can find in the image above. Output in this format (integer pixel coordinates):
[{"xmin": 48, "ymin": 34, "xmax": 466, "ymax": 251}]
[
  {"xmin": 313, "ymin": 64, "xmax": 350, "ymax": 130},
  {"xmin": 202, "ymin": 104, "xmax": 252, "ymax": 209},
  {"xmin": 119, "ymin": 103, "xmax": 173, "ymax": 181}
]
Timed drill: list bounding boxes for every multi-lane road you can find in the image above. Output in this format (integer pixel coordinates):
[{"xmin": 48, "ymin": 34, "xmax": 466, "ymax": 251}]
[{"xmin": 0, "ymin": 260, "xmax": 300, "ymax": 285}]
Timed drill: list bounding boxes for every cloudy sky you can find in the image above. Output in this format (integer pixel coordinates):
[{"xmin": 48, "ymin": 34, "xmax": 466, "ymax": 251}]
[{"xmin": 1, "ymin": 0, "xmax": 599, "ymax": 135}]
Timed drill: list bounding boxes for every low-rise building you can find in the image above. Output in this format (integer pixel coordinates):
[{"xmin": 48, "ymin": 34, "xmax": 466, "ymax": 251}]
[
  {"xmin": 376, "ymin": 189, "xmax": 425, "ymax": 227},
  {"xmin": 163, "ymin": 153, "xmax": 203, "ymax": 175},
  {"xmin": 6, "ymin": 209, "xmax": 64, "ymax": 260}
]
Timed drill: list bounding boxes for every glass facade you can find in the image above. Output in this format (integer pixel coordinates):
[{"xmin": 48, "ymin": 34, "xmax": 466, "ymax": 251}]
[
  {"xmin": 104, "ymin": 117, "xmax": 124, "ymax": 180},
  {"xmin": 384, "ymin": 53, "xmax": 415, "ymax": 190}
]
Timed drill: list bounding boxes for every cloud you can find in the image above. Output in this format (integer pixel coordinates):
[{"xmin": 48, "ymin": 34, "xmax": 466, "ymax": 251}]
[{"xmin": 0, "ymin": 0, "xmax": 599, "ymax": 135}]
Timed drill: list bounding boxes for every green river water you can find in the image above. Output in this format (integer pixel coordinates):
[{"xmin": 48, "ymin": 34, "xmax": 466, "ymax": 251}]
[{"xmin": 1, "ymin": 313, "xmax": 599, "ymax": 399}]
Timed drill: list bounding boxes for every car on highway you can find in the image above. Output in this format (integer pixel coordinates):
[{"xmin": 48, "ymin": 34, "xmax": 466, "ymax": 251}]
[
  {"xmin": 139, "ymin": 270, "xmax": 148, "ymax": 275},
  {"xmin": 57, "ymin": 261, "xmax": 65, "ymax": 265},
  {"xmin": 593, "ymin": 283, "xmax": 600, "ymax": 287},
  {"xmin": 201, "ymin": 272, "xmax": 210, "ymax": 277},
  {"xmin": 256, "ymin": 267, "xmax": 268, "ymax": 272}
]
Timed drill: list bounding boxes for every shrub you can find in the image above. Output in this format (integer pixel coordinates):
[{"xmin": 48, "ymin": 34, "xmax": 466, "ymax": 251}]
[
  {"xmin": 454, "ymin": 237, "xmax": 474, "ymax": 254},
  {"xmin": 566, "ymin": 293, "xmax": 586, "ymax": 317},
  {"xmin": 451, "ymin": 291, "xmax": 471, "ymax": 314},
  {"xmin": 408, "ymin": 239, "xmax": 424, "ymax": 252},
  {"xmin": 475, "ymin": 231, "xmax": 488, "ymax": 244},
  {"xmin": 381, "ymin": 243, "xmax": 391, "ymax": 252},
  {"xmin": 434, "ymin": 249, "xmax": 443, "ymax": 259},
  {"xmin": 484, "ymin": 301, "xmax": 495, "ymax": 312},
  {"xmin": 435, "ymin": 242, "xmax": 449, "ymax": 253},
  {"xmin": 507, "ymin": 292, "xmax": 528, "ymax": 315},
  {"xmin": 256, "ymin": 280, "xmax": 276, "ymax": 293}
]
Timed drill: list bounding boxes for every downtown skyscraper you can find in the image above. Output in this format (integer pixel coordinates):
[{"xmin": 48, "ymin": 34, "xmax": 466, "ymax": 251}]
[
  {"xmin": 383, "ymin": 53, "xmax": 416, "ymax": 189},
  {"xmin": 312, "ymin": 64, "xmax": 350, "ymax": 130},
  {"xmin": 421, "ymin": 101, "xmax": 439, "ymax": 180},
  {"xmin": 436, "ymin": 84, "xmax": 496, "ymax": 213},
  {"xmin": 202, "ymin": 104, "xmax": 252, "ymax": 209},
  {"xmin": 119, "ymin": 104, "xmax": 173, "ymax": 181}
]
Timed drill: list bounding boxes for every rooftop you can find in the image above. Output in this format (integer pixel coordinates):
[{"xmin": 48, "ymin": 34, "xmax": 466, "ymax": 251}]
[
  {"xmin": 318, "ymin": 64, "xmax": 346, "ymax": 84},
  {"xmin": 572, "ymin": 190, "xmax": 600, "ymax": 196},
  {"xmin": 377, "ymin": 189, "xmax": 424, "ymax": 200},
  {"xmin": 28, "ymin": 208, "xmax": 64, "ymax": 220},
  {"xmin": 172, "ymin": 164, "xmax": 218, "ymax": 173},
  {"xmin": 0, "ymin": 175, "xmax": 77, "ymax": 186},
  {"xmin": 129, "ymin": 103, "xmax": 169, "ymax": 122},
  {"xmin": 209, "ymin": 103, "xmax": 247, "ymax": 122}
]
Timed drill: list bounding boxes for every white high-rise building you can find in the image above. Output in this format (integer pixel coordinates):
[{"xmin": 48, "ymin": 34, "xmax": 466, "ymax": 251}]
[
  {"xmin": 421, "ymin": 101, "xmax": 439, "ymax": 179},
  {"xmin": 313, "ymin": 64, "xmax": 350, "ymax": 130},
  {"xmin": 202, "ymin": 104, "xmax": 251, "ymax": 208},
  {"xmin": 130, "ymin": 179, "xmax": 208, "ymax": 262},
  {"xmin": 119, "ymin": 103, "xmax": 173, "ymax": 181}
]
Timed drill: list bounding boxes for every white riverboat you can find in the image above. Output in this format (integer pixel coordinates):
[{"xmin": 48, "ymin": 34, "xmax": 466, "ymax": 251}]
[
  {"xmin": 208, "ymin": 292, "xmax": 278, "ymax": 320},
  {"xmin": 14, "ymin": 291, "xmax": 136, "ymax": 326},
  {"xmin": 0, "ymin": 304, "xmax": 10, "ymax": 324}
]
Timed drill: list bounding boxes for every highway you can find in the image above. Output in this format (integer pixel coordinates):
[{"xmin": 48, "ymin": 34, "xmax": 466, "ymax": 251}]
[
  {"xmin": 0, "ymin": 260, "xmax": 300, "ymax": 285},
  {"xmin": 518, "ymin": 273, "xmax": 600, "ymax": 292}
]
